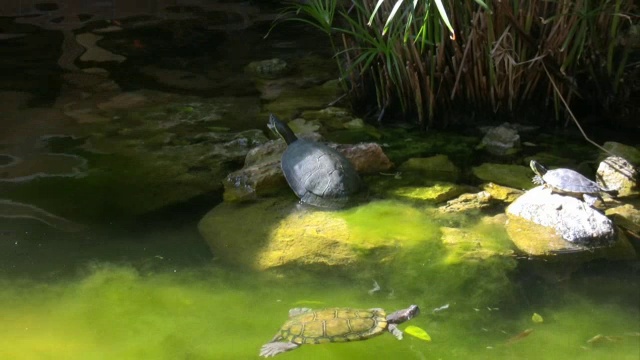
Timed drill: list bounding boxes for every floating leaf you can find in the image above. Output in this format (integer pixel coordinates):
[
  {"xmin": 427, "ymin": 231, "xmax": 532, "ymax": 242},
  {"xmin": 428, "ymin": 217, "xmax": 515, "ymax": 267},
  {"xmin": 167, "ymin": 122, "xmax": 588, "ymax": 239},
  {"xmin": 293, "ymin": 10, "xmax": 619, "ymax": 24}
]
[
  {"xmin": 404, "ymin": 325, "xmax": 431, "ymax": 342},
  {"xmin": 531, "ymin": 313, "xmax": 544, "ymax": 323}
]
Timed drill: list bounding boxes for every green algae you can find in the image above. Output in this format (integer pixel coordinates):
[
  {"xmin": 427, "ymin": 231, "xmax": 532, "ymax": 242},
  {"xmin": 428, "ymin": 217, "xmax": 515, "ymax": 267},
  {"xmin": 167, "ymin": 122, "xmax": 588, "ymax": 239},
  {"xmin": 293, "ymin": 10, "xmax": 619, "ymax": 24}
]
[
  {"xmin": 0, "ymin": 262, "xmax": 637, "ymax": 360},
  {"xmin": 338, "ymin": 200, "xmax": 441, "ymax": 248}
]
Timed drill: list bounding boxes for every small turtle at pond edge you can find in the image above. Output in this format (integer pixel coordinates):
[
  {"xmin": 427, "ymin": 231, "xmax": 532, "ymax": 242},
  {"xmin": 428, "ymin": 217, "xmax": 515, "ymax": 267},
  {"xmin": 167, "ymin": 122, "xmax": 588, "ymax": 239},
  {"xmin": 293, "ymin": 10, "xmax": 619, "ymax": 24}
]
[
  {"xmin": 529, "ymin": 160, "xmax": 617, "ymax": 206},
  {"xmin": 259, "ymin": 305, "xmax": 420, "ymax": 357},
  {"xmin": 268, "ymin": 113, "xmax": 362, "ymax": 208}
]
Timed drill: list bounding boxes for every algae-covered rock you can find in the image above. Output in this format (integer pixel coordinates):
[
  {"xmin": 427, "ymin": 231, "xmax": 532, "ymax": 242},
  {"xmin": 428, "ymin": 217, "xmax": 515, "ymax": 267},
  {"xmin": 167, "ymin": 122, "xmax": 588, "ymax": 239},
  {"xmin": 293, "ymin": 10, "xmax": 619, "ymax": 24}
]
[
  {"xmin": 481, "ymin": 182, "xmax": 524, "ymax": 203},
  {"xmin": 606, "ymin": 204, "xmax": 640, "ymax": 234},
  {"xmin": 472, "ymin": 163, "xmax": 534, "ymax": 190},
  {"xmin": 398, "ymin": 155, "xmax": 460, "ymax": 182},
  {"xmin": 441, "ymin": 214, "xmax": 514, "ymax": 264},
  {"xmin": 437, "ymin": 191, "xmax": 494, "ymax": 213},
  {"xmin": 245, "ymin": 58, "xmax": 290, "ymax": 79},
  {"xmin": 198, "ymin": 198, "xmax": 440, "ymax": 271},
  {"xmin": 597, "ymin": 156, "xmax": 638, "ymax": 197},
  {"xmin": 391, "ymin": 183, "xmax": 469, "ymax": 203}
]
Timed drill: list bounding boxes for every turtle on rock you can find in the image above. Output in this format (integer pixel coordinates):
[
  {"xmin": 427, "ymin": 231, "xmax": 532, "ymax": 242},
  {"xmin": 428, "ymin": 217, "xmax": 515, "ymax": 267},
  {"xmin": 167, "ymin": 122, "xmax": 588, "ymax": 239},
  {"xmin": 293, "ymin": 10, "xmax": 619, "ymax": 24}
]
[
  {"xmin": 259, "ymin": 305, "xmax": 420, "ymax": 357},
  {"xmin": 268, "ymin": 113, "xmax": 362, "ymax": 208},
  {"xmin": 529, "ymin": 160, "xmax": 617, "ymax": 206}
]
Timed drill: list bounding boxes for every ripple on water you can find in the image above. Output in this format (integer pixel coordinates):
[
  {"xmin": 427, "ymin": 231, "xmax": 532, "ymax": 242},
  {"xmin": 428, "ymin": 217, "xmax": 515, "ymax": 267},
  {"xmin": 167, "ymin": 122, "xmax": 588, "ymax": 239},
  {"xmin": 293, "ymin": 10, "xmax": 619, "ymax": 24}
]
[
  {"xmin": 0, "ymin": 154, "xmax": 19, "ymax": 167},
  {"xmin": 0, "ymin": 153, "xmax": 87, "ymax": 182}
]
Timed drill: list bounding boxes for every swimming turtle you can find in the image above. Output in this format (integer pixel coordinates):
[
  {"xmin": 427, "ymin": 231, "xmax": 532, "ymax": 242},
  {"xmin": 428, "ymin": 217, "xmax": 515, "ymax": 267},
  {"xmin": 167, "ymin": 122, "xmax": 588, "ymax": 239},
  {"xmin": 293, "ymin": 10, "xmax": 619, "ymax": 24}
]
[
  {"xmin": 259, "ymin": 305, "xmax": 420, "ymax": 357},
  {"xmin": 268, "ymin": 114, "xmax": 362, "ymax": 208},
  {"xmin": 529, "ymin": 160, "xmax": 616, "ymax": 205}
]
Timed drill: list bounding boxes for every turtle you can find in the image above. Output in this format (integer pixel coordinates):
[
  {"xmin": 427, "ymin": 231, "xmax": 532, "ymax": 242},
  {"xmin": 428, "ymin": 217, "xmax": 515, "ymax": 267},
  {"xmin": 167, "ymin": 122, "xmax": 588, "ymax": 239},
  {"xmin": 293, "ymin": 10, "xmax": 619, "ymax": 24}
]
[
  {"xmin": 529, "ymin": 160, "xmax": 617, "ymax": 205},
  {"xmin": 259, "ymin": 305, "xmax": 420, "ymax": 357},
  {"xmin": 268, "ymin": 113, "xmax": 362, "ymax": 208}
]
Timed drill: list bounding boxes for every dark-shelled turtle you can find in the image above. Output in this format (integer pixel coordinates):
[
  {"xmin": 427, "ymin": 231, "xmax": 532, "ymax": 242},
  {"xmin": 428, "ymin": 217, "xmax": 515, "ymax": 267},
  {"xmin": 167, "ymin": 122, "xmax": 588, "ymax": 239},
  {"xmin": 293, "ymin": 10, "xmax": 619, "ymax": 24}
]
[
  {"xmin": 268, "ymin": 113, "xmax": 362, "ymax": 208},
  {"xmin": 259, "ymin": 305, "xmax": 420, "ymax": 357}
]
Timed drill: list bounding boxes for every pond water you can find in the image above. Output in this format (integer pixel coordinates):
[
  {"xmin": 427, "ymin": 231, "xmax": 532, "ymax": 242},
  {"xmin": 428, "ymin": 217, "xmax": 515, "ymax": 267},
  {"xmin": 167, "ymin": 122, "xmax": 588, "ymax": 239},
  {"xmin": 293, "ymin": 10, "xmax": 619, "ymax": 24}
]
[
  {"xmin": 1, "ymin": 208, "xmax": 638, "ymax": 359},
  {"xmin": 0, "ymin": 3, "xmax": 639, "ymax": 360}
]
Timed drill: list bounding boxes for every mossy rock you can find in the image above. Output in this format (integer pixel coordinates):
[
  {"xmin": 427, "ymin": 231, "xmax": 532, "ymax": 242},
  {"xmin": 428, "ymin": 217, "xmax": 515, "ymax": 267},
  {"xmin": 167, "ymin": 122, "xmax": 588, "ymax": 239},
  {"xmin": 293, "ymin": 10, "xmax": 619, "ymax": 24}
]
[
  {"xmin": 397, "ymin": 154, "xmax": 460, "ymax": 182},
  {"xmin": 198, "ymin": 197, "xmax": 441, "ymax": 273},
  {"xmin": 472, "ymin": 163, "xmax": 534, "ymax": 190}
]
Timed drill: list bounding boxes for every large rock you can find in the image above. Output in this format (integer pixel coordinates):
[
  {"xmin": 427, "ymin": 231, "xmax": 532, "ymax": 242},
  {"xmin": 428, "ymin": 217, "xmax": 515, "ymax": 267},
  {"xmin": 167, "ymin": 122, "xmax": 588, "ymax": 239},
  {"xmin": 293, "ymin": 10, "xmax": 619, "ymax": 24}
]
[
  {"xmin": 198, "ymin": 198, "xmax": 440, "ymax": 271},
  {"xmin": 506, "ymin": 186, "xmax": 636, "ymax": 260}
]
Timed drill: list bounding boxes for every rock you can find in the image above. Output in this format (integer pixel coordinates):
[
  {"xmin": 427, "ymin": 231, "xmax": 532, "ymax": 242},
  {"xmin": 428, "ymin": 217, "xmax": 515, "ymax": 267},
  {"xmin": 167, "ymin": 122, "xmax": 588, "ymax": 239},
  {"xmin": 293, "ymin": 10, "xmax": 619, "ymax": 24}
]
[
  {"xmin": 597, "ymin": 156, "xmax": 639, "ymax": 197},
  {"xmin": 477, "ymin": 122, "xmax": 520, "ymax": 156},
  {"xmin": 222, "ymin": 161, "xmax": 286, "ymax": 202},
  {"xmin": 223, "ymin": 140, "xmax": 393, "ymax": 202},
  {"xmin": 505, "ymin": 186, "xmax": 636, "ymax": 261},
  {"xmin": 438, "ymin": 191, "xmax": 494, "ymax": 213},
  {"xmin": 245, "ymin": 58, "xmax": 290, "ymax": 79},
  {"xmin": 606, "ymin": 204, "xmax": 640, "ymax": 234},
  {"xmin": 472, "ymin": 163, "xmax": 534, "ymax": 190},
  {"xmin": 481, "ymin": 183, "xmax": 524, "ymax": 203},
  {"xmin": 389, "ymin": 182, "xmax": 471, "ymax": 203},
  {"xmin": 398, "ymin": 155, "xmax": 460, "ymax": 182},
  {"xmin": 198, "ymin": 198, "xmax": 439, "ymax": 271},
  {"xmin": 505, "ymin": 216, "xmax": 636, "ymax": 261},
  {"xmin": 332, "ymin": 143, "xmax": 394, "ymax": 174},
  {"xmin": 602, "ymin": 142, "xmax": 640, "ymax": 165},
  {"xmin": 506, "ymin": 186, "xmax": 618, "ymax": 246}
]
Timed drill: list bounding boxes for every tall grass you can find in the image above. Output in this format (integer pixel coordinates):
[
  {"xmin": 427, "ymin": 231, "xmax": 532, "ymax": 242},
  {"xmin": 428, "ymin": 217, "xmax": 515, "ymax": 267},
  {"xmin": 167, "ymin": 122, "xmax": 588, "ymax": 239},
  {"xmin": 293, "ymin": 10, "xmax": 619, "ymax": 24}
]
[{"xmin": 276, "ymin": 0, "xmax": 635, "ymax": 128}]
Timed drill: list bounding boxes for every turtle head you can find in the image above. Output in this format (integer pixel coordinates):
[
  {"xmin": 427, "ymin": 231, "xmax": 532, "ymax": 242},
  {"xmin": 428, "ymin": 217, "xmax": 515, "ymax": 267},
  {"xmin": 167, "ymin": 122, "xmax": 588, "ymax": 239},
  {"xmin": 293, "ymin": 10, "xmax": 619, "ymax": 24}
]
[
  {"xmin": 387, "ymin": 305, "xmax": 420, "ymax": 324},
  {"xmin": 268, "ymin": 113, "xmax": 298, "ymax": 144},
  {"xmin": 529, "ymin": 160, "xmax": 547, "ymax": 177}
]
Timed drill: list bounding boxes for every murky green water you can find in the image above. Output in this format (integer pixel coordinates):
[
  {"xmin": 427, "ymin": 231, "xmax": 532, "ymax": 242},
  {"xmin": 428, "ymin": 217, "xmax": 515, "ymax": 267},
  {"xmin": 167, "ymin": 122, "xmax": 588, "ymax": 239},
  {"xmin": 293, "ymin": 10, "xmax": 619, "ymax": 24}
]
[{"xmin": 1, "ymin": 215, "xmax": 638, "ymax": 360}]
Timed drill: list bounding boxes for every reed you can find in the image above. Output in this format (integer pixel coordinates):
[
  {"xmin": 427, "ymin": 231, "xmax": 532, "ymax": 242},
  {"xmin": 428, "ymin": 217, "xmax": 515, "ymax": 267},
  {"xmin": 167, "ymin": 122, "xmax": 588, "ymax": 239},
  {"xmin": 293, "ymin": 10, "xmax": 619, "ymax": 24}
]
[{"xmin": 278, "ymin": 0, "xmax": 635, "ymax": 128}]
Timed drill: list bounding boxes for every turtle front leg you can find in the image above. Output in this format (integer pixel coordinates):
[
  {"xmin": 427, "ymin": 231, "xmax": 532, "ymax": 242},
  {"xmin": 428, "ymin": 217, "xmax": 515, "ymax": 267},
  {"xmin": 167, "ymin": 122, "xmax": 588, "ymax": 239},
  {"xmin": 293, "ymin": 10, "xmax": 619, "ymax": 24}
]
[
  {"xmin": 388, "ymin": 324, "xmax": 404, "ymax": 340},
  {"xmin": 259, "ymin": 342, "xmax": 300, "ymax": 357}
]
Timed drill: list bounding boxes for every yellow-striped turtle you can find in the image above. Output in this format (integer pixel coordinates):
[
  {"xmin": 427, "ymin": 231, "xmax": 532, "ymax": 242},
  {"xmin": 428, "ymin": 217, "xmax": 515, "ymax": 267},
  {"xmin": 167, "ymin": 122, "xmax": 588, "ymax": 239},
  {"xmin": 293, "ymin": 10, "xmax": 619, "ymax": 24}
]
[
  {"xmin": 530, "ymin": 160, "xmax": 617, "ymax": 205},
  {"xmin": 259, "ymin": 305, "xmax": 420, "ymax": 357}
]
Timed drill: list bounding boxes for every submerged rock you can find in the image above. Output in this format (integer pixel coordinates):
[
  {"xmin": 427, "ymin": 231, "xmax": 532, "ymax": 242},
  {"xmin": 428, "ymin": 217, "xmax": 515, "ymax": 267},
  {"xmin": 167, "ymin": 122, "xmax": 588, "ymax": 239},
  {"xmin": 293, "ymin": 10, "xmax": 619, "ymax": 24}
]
[
  {"xmin": 245, "ymin": 58, "xmax": 290, "ymax": 79},
  {"xmin": 477, "ymin": 122, "xmax": 520, "ymax": 156},
  {"xmin": 472, "ymin": 163, "xmax": 533, "ymax": 190},
  {"xmin": 397, "ymin": 155, "xmax": 460, "ymax": 182}
]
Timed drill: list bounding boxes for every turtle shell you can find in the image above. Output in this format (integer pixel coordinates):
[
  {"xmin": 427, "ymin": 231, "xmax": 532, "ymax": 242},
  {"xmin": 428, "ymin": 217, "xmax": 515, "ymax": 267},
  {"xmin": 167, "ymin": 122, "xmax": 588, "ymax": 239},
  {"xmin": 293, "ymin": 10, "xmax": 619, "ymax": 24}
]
[
  {"xmin": 539, "ymin": 168, "xmax": 602, "ymax": 194},
  {"xmin": 281, "ymin": 139, "xmax": 361, "ymax": 208},
  {"xmin": 273, "ymin": 308, "xmax": 388, "ymax": 344}
]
